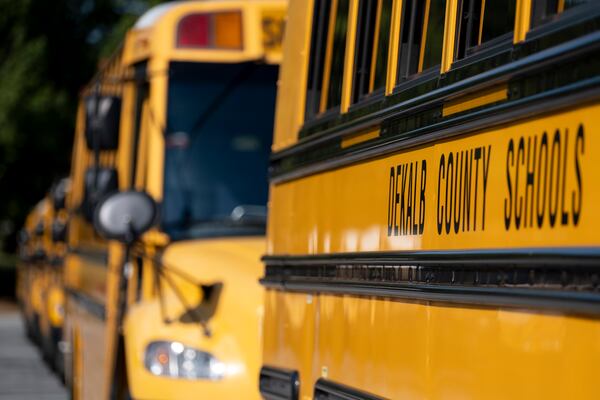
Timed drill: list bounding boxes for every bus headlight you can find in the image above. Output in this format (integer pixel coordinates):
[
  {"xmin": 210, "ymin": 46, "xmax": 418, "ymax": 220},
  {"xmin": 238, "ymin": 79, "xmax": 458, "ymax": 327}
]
[{"xmin": 144, "ymin": 341, "xmax": 225, "ymax": 380}]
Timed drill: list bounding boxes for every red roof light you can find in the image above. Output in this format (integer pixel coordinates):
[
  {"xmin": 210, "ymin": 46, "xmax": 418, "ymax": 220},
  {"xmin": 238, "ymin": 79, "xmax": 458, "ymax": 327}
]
[
  {"xmin": 177, "ymin": 14, "xmax": 210, "ymax": 48},
  {"xmin": 176, "ymin": 12, "xmax": 243, "ymax": 50}
]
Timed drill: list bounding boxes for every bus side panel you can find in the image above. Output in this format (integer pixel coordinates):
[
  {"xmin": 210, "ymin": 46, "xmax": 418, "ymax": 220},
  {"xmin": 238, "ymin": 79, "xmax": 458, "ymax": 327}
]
[
  {"xmin": 312, "ymin": 293, "xmax": 600, "ymax": 399},
  {"xmin": 263, "ymin": 290, "xmax": 317, "ymax": 399},
  {"xmin": 268, "ymin": 102, "xmax": 600, "ymax": 255}
]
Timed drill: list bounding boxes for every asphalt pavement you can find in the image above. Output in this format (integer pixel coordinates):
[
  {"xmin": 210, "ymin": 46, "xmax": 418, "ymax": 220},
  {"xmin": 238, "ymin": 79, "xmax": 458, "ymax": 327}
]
[{"xmin": 0, "ymin": 303, "xmax": 67, "ymax": 400}]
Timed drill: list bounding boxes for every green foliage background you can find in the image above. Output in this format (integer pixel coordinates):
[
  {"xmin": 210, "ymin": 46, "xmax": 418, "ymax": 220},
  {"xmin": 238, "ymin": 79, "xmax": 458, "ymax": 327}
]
[{"xmin": 0, "ymin": 0, "xmax": 166, "ymax": 269}]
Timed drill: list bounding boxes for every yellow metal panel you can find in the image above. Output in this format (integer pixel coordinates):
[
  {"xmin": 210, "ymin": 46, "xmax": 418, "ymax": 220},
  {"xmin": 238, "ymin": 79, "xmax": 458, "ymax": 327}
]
[
  {"xmin": 385, "ymin": 0, "xmax": 403, "ymax": 94},
  {"xmin": 369, "ymin": 0, "xmax": 384, "ymax": 92},
  {"xmin": 441, "ymin": 0, "xmax": 459, "ymax": 73},
  {"xmin": 418, "ymin": 0, "xmax": 432, "ymax": 73},
  {"xmin": 269, "ymin": 102, "xmax": 600, "ymax": 254},
  {"xmin": 262, "ymin": 290, "xmax": 317, "ymax": 400},
  {"xmin": 341, "ymin": 128, "xmax": 381, "ymax": 148},
  {"xmin": 320, "ymin": 0, "xmax": 339, "ymax": 113},
  {"xmin": 443, "ymin": 85, "xmax": 508, "ymax": 116},
  {"xmin": 515, "ymin": 0, "xmax": 533, "ymax": 43},
  {"xmin": 272, "ymin": 0, "xmax": 314, "ymax": 151},
  {"xmin": 124, "ymin": 237, "xmax": 266, "ymax": 400},
  {"xmin": 262, "ymin": 291, "xmax": 600, "ymax": 398}
]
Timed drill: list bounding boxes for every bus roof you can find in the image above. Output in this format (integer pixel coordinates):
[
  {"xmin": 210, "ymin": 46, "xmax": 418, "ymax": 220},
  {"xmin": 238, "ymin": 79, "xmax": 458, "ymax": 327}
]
[{"xmin": 123, "ymin": 0, "xmax": 286, "ymax": 66}]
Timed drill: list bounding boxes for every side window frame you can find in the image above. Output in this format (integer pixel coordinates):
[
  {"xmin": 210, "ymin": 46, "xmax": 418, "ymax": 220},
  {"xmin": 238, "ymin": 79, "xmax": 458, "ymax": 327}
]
[
  {"xmin": 528, "ymin": 0, "xmax": 600, "ymax": 36},
  {"xmin": 394, "ymin": 0, "xmax": 448, "ymax": 86},
  {"xmin": 304, "ymin": 0, "xmax": 352, "ymax": 121},
  {"xmin": 351, "ymin": 0, "xmax": 396, "ymax": 106},
  {"xmin": 305, "ymin": 0, "xmax": 332, "ymax": 120},
  {"xmin": 453, "ymin": 0, "xmax": 517, "ymax": 62}
]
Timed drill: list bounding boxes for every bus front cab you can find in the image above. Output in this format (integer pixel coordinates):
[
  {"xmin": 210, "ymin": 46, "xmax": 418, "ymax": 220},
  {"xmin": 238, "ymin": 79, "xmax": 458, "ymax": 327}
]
[
  {"xmin": 64, "ymin": 2, "xmax": 286, "ymax": 399},
  {"xmin": 120, "ymin": 3, "xmax": 285, "ymax": 399}
]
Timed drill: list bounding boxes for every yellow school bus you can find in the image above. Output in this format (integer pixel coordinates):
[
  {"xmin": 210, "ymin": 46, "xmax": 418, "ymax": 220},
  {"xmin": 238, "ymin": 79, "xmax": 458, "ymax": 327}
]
[
  {"xmin": 40, "ymin": 179, "xmax": 70, "ymax": 375},
  {"xmin": 17, "ymin": 181, "xmax": 69, "ymax": 374},
  {"xmin": 63, "ymin": 1, "xmax": 286, "ymax": 399},
  {"xmin": 17, "ymin": 199, "xmax": 49, "ymax": 344},
  {"xmin": 260, "ymin": 0, "xmax": 600, "ymax": 399}
]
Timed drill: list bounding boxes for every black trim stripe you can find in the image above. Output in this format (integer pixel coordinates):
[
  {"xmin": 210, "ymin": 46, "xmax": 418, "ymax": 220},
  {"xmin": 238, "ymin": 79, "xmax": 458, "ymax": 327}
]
[
  {"xmin": 260, "ymin": 366, "xmax": 300, "ymax": 400},
  {"xmin": 271, "ymin": 29, "xmax": 600, "ymax": 183},
  {"xmin": 261, "ymin": 248, "xmax": 600, "ymax": 317},
  {"xmin": 65, "ymin": 287, "xmax": 106, "ymax": 321},
  {"xmin": 314, "ymin": 379, "xmax": 387, "ymax": 400}
]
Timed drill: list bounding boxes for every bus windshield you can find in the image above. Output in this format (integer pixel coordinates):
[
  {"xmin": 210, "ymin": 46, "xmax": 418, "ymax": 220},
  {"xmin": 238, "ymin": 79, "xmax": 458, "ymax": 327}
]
[{"xmin": 162, "ymin": 62, "xmax": 277, "ymax": 240}]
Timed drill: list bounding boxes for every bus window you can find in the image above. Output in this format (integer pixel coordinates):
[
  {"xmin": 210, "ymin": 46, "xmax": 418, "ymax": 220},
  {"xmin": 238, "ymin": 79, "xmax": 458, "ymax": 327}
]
[
  {"xmin": 352, "ymin": 0, "xmax": 394, "ymax": 103},
  {"xmin": 325, "ymin": 0, "xmax": 350, "ymax": 110},
  {"xmin": 455, "ymin": 0, "xmax": 516, "ymax": 59},
  {"xmin": 305, "ymin": 0, "xmax": 351, "ymax": 118},
  {"xmin": 397, "ymin": 0, "xmax": 447, "ymax": 82},
  {"xmin": 305, "ymin": 0, "xmax": 331, "ymax": 119},
  {"xmin": 531, "ymin": 0, "xmax": 597, "ymax": 27}
]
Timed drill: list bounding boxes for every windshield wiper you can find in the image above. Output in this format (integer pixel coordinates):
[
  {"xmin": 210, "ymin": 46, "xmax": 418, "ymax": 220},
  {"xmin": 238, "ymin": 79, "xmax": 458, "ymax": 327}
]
[
  {"xmin": 165, "ymin": 205, "xmax": 267, "ymax": 232},
  {"xmin": 132, "ymin": 246, "xmax": 219, "ymax": 337}
]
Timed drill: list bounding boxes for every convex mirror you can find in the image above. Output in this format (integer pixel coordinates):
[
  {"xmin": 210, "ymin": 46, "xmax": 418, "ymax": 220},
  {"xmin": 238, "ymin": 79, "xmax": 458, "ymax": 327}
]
[{"xmin": 93, "ymin": 191, "xmax": 157, "ymax": 244}]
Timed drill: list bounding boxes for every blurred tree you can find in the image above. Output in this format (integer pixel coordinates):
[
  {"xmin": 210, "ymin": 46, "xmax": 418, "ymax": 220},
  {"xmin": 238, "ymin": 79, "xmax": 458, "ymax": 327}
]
[{"xmin": 0, "ymin": 0, "xmax": 166, "ymax": 268}]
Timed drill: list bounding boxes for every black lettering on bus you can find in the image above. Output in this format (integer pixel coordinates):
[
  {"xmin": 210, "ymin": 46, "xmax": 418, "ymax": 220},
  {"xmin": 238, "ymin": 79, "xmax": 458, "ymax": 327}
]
[
  {"xmin": 387, "ymin": 167, "xmax": 395, "ymax": 236},
  {"xmin": 548, "ymin": 130, "xmax": 561, "ymax": 227},
  {"xmin": 400, "ymin": 163, "xmax": 408, "ymax": 235},
  {"xmin": 560, "ymin": 129, "xmax": 569, "ymax": 226},
  {"xmin": 412, "ymin": 161, "xmax": 419, "ymax": 235},
  {"xmin": 402, "ymin": 162, "xmax": 413, "ymax": 235},
  {"xmin": 536, "ymin": 132, "xmax": 548, "ymax": 228},
  {"xmin": 524, "ymin": 135, "xmax": 537, "ymax": 228},
  {"xmin": 504, "ymin": 139, "xmax": 514, "ymax": 230},
  {"xmin": 481, "ymin": 145, "xmax": 491, "ymax": 230},
  {"xmin": 394, "ymin": 164, "xmax": 401, "ymax": 235},
  {"xmin": 462, "ymin": 149, "xmax": 473, "ymax": 232},
  {"xmin": 437, "ymin": 154, "xmax": 445, "ymax": 234},
  {"xmin": 573, "ymin": 124, "xmax": 584, "ymax": 225},
  {"xmin": 473, "ymin": 147, "xmax": 481, "ymax": 231},
  {"xmin": 453, "ymin": 151, "xmax": 463, "ymax": 234},
  {"xmin": 419, "ymin": 160, "xmax": 426, "ymax": 234},
  {"xmin": 445, "ymin": 152, "xmax": 454, "ymax": 234},
  {"xmin": 515, "ymin": 137, "xmax": 524, "ymax": 229}
]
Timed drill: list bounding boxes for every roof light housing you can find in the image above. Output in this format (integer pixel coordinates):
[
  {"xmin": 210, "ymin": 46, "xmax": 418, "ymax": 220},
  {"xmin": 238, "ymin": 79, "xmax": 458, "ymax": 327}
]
[{"xmin": 176, "ymin": 11, "xmax": 243, "ymax": 50}]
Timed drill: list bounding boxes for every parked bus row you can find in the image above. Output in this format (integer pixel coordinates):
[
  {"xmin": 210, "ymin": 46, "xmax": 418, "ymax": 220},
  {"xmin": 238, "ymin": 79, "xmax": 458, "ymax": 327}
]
[{"xmin": 16, "ymin": 0, "xmax": 600, "ymax": 399}]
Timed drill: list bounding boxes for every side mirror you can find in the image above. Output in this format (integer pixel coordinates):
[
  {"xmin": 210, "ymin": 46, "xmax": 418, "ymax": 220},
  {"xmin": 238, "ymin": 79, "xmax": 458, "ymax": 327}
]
[
  {"xmin": 85, "ymin": 95, "xmax": 121, "ymax": 150},
  {"xmin": 34, "ymin": 221, "xmax": 44, "ymax": 237},
  {"xmin": 17, "ymin": 229, "xmax": 29, "ymax": 245},
  {"xmin": 82, "ymin": 167, "xmax": 119, "ymax": 221},
  {"xmin": 93, "ymin": 191, "xmax": 158, "ymax": 244},
  {"xmin": 52, "ymin": 178, "xmax": 70, "ymax": 211},
  {"xmin": 51, "ymin": 220, "xmax": 68, "ymax": 243}
]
